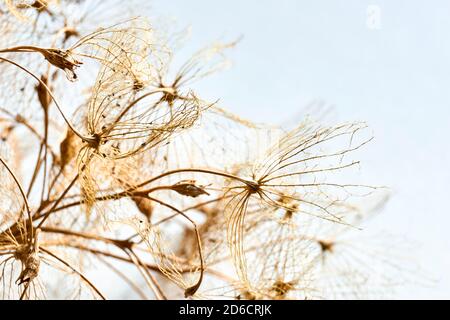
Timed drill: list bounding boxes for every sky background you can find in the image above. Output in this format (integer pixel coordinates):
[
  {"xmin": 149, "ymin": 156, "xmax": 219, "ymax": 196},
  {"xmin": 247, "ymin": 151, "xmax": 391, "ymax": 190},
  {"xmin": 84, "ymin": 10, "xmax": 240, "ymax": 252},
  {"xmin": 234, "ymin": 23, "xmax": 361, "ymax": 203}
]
[{"xmin": 144, "ymin": 0, "xmax": 450, "ymax": 299}]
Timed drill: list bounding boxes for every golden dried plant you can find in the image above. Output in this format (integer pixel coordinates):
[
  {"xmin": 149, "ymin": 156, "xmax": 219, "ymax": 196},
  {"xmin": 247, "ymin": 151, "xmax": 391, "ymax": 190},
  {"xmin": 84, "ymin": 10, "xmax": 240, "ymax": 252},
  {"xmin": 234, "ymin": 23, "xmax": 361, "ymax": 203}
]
[{"xmin": 0, "ymin": 0, "xmax": 425, "ymax": 300}]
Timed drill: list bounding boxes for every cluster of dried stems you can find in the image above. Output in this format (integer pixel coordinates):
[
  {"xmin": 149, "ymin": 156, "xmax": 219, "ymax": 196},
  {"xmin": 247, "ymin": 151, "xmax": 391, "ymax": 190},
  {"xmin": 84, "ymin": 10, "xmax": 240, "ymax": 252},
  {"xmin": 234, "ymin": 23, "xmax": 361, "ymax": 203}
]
[{"xmin": 0, "ymin": 0, "xmax": 421, "ymax": 300}]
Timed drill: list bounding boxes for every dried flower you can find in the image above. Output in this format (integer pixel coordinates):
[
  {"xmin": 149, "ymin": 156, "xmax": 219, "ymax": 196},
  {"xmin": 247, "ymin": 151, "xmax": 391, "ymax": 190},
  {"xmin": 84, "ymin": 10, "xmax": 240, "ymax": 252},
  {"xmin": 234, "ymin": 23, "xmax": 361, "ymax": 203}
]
[
  {"xmin": 222, "ymin": 120, "xmax": 376, "ymax": 283},
  {"xmin": 41, "ymin": 49, "xmax": 82, "ymax": 81},
  {"xmin": 0, "ymin": 1, "xmax": 421, "ymax": 301}
]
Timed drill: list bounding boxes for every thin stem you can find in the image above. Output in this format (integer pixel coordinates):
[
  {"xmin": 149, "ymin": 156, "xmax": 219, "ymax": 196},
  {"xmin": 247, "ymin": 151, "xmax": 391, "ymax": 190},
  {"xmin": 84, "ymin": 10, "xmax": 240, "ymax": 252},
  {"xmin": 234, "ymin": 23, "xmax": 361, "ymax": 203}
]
[
  {"xmin": 40, "ymin": 226, "xmax": 124, "ymax": 246},
  {"xmin": 27, "ymin": 145, "xmax": 44, "ymax": 197},
  {"xmin": 150, "ymin": 195, "xmax": 230, "ymax": 227},
  {"xmin": 40, "ymin": 247, "xmax": 106, "ymax": 300},
  {"xmin": 34, "ymin": 185, "xmax": 170, "ymax": 217},
  {"xmin": 0, "ymin": 107, "xmax": 57, "ymax": 158},
  {"xmin": 0, "ymin": 46, "xmax": 45, "ymax": 54},
  {"xmin": 96, "ymin": 255, "xmax": 148, "ymax": 299},
  {"xmin": 147, "ymin": 196, "xmax": 204, "ymax": 297},
  {"xmin": 125, "ymin": 248, "xmax": 167, "ymax": 300},
  {"xmin": 0, "ymin": 156, "xmax": 33, "ymax": 239},
  {"xmin": 36, "ymin": 173, "xmax": 79, "ymax": 228},
  {"xmin": 40, "ymin": 101, "xmax": 50, "ymax": 204},
  {"xmin": 19, "ymin": 282, "xmax": 31, "ymax": 300},
  {"xmin": 0, "ymin": 57, "xmax": 88, "ymax": 141},
  {"xmin": 137, "ymin": 168, "xmax": 251, "ymax": 189},
  {"xmin": 104, "ymin": 88, "xmax": 173, "ymax": 135}
]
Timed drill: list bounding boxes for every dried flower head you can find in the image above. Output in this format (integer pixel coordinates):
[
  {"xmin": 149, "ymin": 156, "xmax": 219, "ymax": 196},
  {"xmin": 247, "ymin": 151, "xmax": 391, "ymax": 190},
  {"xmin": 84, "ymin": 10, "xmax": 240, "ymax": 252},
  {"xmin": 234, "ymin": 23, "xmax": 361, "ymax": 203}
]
[{"xmin": 222, "ymin": 120, "xmax": 377, "ymax": 283}]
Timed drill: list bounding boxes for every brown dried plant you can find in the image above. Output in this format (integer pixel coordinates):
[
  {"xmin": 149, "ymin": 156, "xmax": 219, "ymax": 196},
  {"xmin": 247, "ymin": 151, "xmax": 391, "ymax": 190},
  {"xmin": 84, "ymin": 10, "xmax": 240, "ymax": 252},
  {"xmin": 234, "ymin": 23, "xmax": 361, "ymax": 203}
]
[{"xmin": 0, "ymin": 0, "xmax": 424, "ymax": 300}]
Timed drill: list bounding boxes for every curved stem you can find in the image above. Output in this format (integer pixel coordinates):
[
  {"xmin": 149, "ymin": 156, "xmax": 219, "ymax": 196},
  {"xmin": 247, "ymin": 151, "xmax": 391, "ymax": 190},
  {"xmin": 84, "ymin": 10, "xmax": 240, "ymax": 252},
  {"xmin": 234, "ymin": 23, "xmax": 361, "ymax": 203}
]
[
  {"xmin": 36, "ymin": 173, "xmax": 79, "ymax": 228},
  {"xmin": 0, "ymin": 57, "xmax": 88, "ymax": 142},
  {"xmin": 106, "ymin": 88, "xmax": 173, "ymax": 133},
  {"xmin": 96, "ymin": 255, "xmax": 148, "ymax": 299},
  {"xmin": 147, "ymin": 196, "xmax": 204, "ymax": 297},
  {"xmin": 19, "ymin": 282, "xmax": 31, "ymax": 300},
  {"xmin": 0, "ymin": 156, "xmax": 33, "ymax": 239},
  {"xmin": 40, "ymin": 226, "xmax": 122, "ymax": 246},
  {"xmin": 34, "ymin": 185, "xmax": 171, "ymax": 218},
  {"xmin": 125, "ymin": 248, "xmax": 167, "ymax": 300},
  {"xmin": 0, "ymin": 107, "xmax": 57, "ymax": 158},
  {"xmin": 137, "ymin": 168, "xmax": 251, "ymax": 189},
  {"xmin": 40, "ymin": 247, "xmax": 106, "ymax": 300},
  {"xmin": 0, "ymin": 45, "xmax": 44, "ymax": 54}
]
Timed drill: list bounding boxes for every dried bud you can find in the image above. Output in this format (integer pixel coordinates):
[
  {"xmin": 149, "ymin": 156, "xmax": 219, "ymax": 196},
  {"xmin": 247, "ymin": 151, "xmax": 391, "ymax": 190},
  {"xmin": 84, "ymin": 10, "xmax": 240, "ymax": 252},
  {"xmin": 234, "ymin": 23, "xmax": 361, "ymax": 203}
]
[
  {"xmin": 15, "ymin": 114, "xmax": 26, "ymax": 124},
  {"xmin": 0, "ymin": 124, "xmax": 15, "ymax": 141},
  {"xmin": 35, "ymin": 74, "xmax": 52, "ymax": 111},
  {"xmin": 132, "ymin": 196, "xmax": 153, "ymax": 220},
  {"xmin": 59, "ymin": 128, "xmax": 79, "ymax": 171},
  {"xmin": 15, "ymin": 230, "xmax": 41, "ymax": 285},
  {"xmin": 318, "ymin": 240, "xmax": 334, "ymax": 253},
  {"xmin": 31, "ymin": 0, "xmax": 53, "ymax": 15},
  {"xmin": 171, "ymin": 180, "xmax": 209, "ymax": 198},
  {"xmin": 132, "ymin": 78, "xmax": 145, "ymax": 91},
  {"xmin": 270, "ymin": 280, "xmax": 294, "ymax": 299},
  {"xmin": 41, "ymin": 49, "xmax": 82, "ymax": 81},
  {"xmin": 63, "ymin": 27, "xmax": 80, "ymax": 43},
  {"xmin": 16, "ymin": 252, "xmax": 40, "ymax": 285}
]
